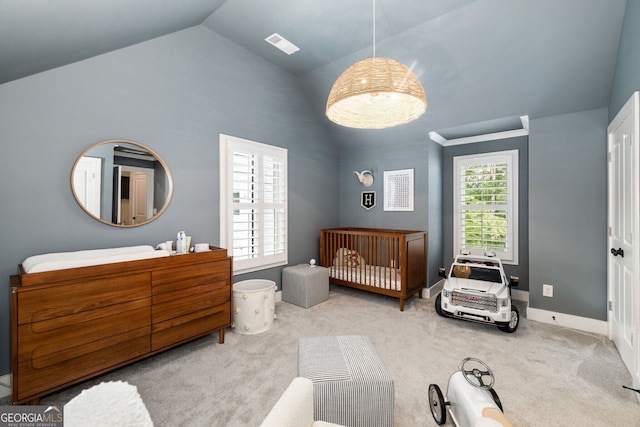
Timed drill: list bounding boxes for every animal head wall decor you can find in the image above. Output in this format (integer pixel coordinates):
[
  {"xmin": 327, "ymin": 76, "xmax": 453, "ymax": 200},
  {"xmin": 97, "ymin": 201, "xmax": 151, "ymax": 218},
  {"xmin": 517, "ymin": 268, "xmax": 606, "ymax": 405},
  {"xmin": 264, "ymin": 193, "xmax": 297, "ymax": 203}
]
[{"xmin": 353, "ymin": 170, "xmax": 374, "ymax": 187}]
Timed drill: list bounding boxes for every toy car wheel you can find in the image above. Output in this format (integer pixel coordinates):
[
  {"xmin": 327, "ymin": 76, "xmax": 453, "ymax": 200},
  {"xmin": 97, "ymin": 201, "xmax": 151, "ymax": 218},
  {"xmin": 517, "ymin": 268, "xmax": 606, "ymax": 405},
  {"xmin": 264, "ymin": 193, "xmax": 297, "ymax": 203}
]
[
  {"xmin": 498, "ymin": 305, "xmax": 520, "ymax": 333},
  {"xmin": 428, "ymin": 384, "xmax": 447, "ymax": 425},
  {"xmin": 435, "ymin": 293, "xmax": 447, "ymax": 317},
  {"xmin": 489, "ymin": 388, "xmax": 504, "ymax": 412}
]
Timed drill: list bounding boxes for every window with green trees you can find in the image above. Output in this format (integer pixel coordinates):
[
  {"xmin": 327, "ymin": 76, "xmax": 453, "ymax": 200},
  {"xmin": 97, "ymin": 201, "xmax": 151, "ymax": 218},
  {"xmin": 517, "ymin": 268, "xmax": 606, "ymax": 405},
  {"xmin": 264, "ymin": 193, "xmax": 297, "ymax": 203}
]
[{"xmin": 454, "ymin": 150, "xmax": 518, "ymax": 263}]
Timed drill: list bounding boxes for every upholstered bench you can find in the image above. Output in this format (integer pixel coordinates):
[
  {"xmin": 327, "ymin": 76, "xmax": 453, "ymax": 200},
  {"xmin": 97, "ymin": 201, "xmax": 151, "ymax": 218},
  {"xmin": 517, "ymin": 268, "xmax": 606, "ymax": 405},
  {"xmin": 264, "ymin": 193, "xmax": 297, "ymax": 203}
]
[
  {"xmin": 297, "ymin": 335, "xmax": 394, "ymax": 427},
  {"xmin": 260, "ymin": 377, "xmax": 345, "ymax": 427}
]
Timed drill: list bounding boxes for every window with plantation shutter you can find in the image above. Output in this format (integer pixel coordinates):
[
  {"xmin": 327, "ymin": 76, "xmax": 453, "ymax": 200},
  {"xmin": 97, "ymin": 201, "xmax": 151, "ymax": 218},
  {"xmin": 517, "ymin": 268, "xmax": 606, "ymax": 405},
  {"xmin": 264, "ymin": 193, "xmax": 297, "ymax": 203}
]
[
  {"xmin": 220, "ymin": 134, "xmax": 287, "ymax": 274},
  {"xmin": 453, "ymin": 150, "xmax": 518, "ymax": 264}
]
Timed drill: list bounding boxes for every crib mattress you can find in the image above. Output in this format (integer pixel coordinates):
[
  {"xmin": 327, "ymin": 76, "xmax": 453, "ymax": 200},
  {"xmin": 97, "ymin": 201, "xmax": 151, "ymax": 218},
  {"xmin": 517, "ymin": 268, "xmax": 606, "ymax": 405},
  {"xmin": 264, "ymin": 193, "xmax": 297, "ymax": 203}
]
[{"xmin": 329, "ymin": 265, "xmax": 401, "ymax": 291}]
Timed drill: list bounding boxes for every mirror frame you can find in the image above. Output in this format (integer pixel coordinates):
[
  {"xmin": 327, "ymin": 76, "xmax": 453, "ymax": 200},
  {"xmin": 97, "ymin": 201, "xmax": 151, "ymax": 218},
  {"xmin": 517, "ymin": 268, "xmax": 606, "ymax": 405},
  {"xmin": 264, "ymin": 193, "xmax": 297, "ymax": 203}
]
[{"xmin": 71, "ymin": 139, "xmax": 174, "ymax": 227}]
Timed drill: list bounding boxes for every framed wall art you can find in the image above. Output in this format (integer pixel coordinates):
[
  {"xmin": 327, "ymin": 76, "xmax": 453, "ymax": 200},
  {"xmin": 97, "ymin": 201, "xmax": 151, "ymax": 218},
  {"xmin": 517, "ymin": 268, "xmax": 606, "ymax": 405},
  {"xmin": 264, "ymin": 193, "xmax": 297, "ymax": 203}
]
[{"xmin": 383, "ymin": 169, "xmax": 414, "ymax": 211}]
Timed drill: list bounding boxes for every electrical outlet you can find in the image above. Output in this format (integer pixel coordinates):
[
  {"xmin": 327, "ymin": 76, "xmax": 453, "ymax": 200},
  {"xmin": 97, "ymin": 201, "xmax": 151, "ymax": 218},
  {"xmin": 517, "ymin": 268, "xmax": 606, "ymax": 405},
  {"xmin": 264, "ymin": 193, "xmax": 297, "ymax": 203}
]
[{"xmin": 543, "ymin": 284, "xmax": 554, "ymax": 297}]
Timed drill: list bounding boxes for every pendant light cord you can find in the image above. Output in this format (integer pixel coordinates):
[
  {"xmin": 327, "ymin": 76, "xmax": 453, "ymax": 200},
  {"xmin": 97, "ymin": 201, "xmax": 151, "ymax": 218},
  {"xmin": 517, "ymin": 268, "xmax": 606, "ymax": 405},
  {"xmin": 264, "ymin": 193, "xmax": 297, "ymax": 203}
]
[{"xmin": 372, "ymin": 0, "xmax": 376, "ymax": 57}]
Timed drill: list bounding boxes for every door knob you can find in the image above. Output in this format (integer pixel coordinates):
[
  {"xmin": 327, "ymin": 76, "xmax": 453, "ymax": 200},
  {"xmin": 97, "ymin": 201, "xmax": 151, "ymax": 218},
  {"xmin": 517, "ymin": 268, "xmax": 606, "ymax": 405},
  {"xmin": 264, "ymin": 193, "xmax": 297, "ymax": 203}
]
[{"xmin": 611, "ymin": 247, "xmax": 624, "ymax": 257}]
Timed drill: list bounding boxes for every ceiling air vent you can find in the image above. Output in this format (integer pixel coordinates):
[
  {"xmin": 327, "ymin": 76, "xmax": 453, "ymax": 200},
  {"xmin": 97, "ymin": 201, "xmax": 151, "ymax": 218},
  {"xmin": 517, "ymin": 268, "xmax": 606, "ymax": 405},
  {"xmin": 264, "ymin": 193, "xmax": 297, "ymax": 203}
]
[{"xmin": 265, "ymin": 33, "xmax": 300, "ymax": 55}]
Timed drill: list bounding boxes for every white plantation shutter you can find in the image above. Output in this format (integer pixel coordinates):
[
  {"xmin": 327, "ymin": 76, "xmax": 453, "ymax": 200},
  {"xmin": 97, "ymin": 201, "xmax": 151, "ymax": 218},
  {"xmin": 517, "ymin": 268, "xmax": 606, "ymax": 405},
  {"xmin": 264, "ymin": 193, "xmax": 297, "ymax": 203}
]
[
  {"xmin": 262, "ymin": 155, "xmax": 287, "ymax": 257},
  {"xmin": 220, "ymin": 134, "xmax": 287, "ymax": 273},
  {"xmin": 453, "ymin": 150, "xmax": 518, "ymax": 264}
]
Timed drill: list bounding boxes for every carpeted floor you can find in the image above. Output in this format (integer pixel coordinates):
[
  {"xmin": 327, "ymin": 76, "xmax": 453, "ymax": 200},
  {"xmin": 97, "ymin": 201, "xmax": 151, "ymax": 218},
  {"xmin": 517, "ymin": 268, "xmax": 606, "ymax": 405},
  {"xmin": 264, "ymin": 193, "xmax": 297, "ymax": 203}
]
[{"xmin": 42, "ymin": 284, "xmax": 640, "ymax": 426}]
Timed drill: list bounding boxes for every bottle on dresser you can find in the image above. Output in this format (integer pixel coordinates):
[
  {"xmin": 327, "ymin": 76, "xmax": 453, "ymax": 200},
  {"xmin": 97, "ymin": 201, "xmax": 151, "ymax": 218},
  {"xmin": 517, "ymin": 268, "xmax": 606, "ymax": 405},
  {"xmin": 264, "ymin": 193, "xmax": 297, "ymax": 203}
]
[{"xmin": 176, "ymin": 231, "xmax": 187, "ymax": 254}]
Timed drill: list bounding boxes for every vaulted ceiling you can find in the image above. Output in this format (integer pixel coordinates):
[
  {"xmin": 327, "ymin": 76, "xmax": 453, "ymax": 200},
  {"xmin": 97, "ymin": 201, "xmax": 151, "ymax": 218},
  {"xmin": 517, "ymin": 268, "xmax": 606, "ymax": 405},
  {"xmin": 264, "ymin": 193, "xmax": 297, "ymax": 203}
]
[{"xmin": 0, "ymin": 0, "xmax": 628, "ymax": 145}]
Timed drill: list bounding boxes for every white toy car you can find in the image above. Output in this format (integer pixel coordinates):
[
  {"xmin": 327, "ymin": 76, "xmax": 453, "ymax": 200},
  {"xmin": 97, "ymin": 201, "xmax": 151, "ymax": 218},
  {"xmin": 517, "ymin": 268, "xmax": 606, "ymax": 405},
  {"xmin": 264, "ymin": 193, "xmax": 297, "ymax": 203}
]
[
  {"xmin": 436, "ymin": 252, "xmax": 519, "ymax": 333},
  {"xmin": 429, "ymin": 357, "xmax": 513, "ymax": 427}
]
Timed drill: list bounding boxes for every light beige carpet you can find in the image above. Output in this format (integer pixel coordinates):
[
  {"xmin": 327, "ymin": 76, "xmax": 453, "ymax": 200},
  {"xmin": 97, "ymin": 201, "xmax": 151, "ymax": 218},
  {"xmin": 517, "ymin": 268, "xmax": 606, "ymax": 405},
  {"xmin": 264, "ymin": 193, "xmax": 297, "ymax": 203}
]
[{"xmin": 43, "ymin": 285, "xmax": 640, "ymax": 426}]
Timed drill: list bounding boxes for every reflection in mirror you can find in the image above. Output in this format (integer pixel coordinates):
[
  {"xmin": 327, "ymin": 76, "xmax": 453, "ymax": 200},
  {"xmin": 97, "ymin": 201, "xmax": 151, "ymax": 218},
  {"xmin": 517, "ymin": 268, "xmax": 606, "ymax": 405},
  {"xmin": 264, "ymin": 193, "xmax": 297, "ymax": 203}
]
[{"xmin": 71, "ymin": 140, "xmax": 173, "ymax": 227}]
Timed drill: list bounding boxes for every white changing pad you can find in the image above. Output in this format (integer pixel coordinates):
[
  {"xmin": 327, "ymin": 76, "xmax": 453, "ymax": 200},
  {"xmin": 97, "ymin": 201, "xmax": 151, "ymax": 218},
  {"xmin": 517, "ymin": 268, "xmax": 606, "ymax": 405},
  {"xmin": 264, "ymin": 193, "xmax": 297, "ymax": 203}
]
[
  {"xmin": 65, "ymin": 381, "xmax": 154, "ymax": 427},
  {"xmin": 22, "ymin": 245, "xmax": 170, "ymax": 273}
]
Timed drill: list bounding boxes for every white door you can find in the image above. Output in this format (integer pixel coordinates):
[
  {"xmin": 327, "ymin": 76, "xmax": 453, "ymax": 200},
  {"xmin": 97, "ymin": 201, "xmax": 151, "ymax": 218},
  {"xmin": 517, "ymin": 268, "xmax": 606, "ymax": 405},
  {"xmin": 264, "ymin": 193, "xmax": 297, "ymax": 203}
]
[
  {"xmin": 608, "ymin": 91, "xmax": 640, "ymax": 393},
  {"xmin": 73, "ymin": 156, "xmax": 101, "ymax": 217},
  {"xmin": 113, "ymin": 166, "xmax": 122, "ymax": 224},
  {"xmin": 131, "ymin": 171, "xmax": 150, "ymax": 224}
]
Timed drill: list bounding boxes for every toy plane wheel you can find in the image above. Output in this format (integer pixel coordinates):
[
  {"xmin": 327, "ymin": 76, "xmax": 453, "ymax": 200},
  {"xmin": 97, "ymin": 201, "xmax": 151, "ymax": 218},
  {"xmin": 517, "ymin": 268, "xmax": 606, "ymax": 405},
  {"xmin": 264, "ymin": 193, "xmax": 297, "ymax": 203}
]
[{"xmin": 428, "ymin": 383, "xmax": 447, "ymax": 425}]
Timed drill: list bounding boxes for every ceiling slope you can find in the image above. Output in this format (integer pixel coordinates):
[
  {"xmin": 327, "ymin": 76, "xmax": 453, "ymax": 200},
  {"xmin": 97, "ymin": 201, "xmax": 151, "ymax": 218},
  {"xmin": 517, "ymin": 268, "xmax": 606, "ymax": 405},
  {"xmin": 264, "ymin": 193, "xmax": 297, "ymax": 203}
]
[{"xmin": 0, "ymin": 0, "xmax": 629, "ymax": 144}]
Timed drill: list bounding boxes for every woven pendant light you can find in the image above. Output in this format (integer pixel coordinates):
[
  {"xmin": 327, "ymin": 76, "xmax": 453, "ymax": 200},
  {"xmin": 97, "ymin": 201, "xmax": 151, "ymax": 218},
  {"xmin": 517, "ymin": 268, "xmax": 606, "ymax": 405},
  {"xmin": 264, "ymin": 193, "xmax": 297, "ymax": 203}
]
[{"xmin": 326, "ymin": 0, "xmax": 427, "ymax": 129}]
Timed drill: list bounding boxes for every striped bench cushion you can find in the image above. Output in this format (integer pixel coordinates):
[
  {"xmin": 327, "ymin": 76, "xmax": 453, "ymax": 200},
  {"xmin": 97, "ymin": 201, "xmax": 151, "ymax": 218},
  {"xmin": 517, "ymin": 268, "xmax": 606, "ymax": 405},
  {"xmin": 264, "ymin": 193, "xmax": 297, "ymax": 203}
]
[{"xmin": 298, "ymin": 336, "xmax": 394, "ymax": 427}]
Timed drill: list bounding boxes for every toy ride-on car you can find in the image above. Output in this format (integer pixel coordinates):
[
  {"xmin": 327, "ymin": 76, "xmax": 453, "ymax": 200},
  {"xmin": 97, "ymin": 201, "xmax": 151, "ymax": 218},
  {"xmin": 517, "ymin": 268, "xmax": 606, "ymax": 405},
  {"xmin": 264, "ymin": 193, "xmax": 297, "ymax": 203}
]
[
  {"xmin": 428, "ymin": 357, "xmax": 513, "ymax": 427},
  {"xmin": 436, "ymin": 252, "xmax": 520, "ymax": 333}
]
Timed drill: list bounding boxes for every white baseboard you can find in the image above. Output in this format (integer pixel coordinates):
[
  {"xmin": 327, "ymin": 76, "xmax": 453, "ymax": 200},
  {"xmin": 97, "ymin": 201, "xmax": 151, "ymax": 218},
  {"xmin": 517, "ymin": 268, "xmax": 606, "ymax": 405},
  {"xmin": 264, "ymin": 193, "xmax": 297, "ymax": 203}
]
[
  {"xmin": 0, "ymin": 373, "xmax": 11, "ymax": 401},
  {"xmin": 527, "ymin": 306, "xmax": 608, "ymax": 335},
  {"xmin": 424, "ymin": 280, "xmax": 443, "ymax": 298},
  {"xmin": 512, "ymin": 289, "xmax": 529, "ymax": 302}
]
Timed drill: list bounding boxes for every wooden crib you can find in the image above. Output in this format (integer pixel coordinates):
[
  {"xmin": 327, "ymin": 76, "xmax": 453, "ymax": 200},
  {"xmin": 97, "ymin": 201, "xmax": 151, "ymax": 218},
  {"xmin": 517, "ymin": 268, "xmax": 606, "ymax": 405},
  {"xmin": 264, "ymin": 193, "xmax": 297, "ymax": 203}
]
[{"xmin": 320, "ymin": 228, "xmax": 427, "ymax": 311}]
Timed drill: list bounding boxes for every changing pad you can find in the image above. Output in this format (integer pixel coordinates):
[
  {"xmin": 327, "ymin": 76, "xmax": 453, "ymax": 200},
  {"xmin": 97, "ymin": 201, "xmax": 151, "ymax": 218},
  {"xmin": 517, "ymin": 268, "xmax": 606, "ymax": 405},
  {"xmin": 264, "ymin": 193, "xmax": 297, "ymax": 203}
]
[{"xmin": 22, "ymin": 245, "xmax": 171, "ymax": 274}]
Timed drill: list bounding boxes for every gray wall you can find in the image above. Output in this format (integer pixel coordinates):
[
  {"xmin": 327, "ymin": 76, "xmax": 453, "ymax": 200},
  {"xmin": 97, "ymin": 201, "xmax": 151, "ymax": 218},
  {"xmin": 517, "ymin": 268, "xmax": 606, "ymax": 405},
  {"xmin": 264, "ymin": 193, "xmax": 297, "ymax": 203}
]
[
  {"xmin": 609, "ymin": 0, "xmax": 640, "ymax": 120},
  {"xmin": 528, "ymin": 108, "xmax": 608, "ymax": 320},
  {"xmin": 0, "ymin": 27, "xmax": 339, "ymax": 375},
  {"xmin": 442, "ymin": 136, "xmax": 529, "ymax": 291},
  {"xmin": 338, "ymin": 138, "xmax": 443, "ymax": 289}
]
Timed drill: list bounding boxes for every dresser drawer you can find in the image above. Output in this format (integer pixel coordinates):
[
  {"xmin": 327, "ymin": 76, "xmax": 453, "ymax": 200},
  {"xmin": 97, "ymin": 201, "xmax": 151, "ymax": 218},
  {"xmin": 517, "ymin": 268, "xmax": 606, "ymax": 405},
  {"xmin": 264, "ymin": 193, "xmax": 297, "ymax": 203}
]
[
  {"xmin": 16, "ymin": 334, "xmax": 149, "ymax": 402},
  {"xmin": 152, "ymin": 281, "xmax": 230, "ymax": 321},
  {"xmin": 151, "ymin": 303, "xmax": 231, "ymax": 351},
  {"xmin": 16, "ymin": 272, "xmax": 151, "ymax": 325},
  {"xmin": 16, "ymin": 304, "xmax": 150, "ymax": 402},
  {"xmin": 151, "ymin": 259, "xmax": 231, "ymax": 295}
]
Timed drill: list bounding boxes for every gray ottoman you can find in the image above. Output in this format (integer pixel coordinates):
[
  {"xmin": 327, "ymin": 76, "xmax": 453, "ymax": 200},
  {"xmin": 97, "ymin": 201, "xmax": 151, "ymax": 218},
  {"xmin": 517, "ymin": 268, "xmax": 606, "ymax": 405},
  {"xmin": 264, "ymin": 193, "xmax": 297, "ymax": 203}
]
[
  {"xmin": 298, "ymin": 335, "xmax": 394, "ymax": 427},
  {"xmin": 282, "ymin": 264, "xmax": 329, "ymax": 308}
]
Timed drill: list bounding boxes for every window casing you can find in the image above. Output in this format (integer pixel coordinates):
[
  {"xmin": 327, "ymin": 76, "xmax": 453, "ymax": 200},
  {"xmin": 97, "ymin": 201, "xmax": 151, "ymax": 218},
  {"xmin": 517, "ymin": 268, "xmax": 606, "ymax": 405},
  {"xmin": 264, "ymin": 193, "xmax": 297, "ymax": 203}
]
[
  {"xmin": 220, "ymin": 134, "xmax": 287, "ymax": 274},
  {"xmin": 453, "ymin": 150, "xmax": 518, "ymax": 264}
]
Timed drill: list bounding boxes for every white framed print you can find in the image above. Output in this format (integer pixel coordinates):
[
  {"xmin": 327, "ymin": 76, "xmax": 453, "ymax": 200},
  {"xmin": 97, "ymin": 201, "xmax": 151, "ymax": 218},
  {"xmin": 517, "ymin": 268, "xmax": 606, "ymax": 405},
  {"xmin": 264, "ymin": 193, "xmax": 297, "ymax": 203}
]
[{"xmin": 383, "ymin": 169, "xmax": 414, "ymax": 211}]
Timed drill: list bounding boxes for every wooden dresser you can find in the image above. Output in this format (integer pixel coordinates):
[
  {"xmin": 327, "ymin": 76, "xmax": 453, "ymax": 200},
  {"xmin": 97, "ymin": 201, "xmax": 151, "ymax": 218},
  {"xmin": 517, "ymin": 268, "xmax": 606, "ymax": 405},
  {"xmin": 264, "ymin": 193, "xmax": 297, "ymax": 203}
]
[{"xmin": 11, "ymin": 247, "xmax": 232, "ymax": 404}]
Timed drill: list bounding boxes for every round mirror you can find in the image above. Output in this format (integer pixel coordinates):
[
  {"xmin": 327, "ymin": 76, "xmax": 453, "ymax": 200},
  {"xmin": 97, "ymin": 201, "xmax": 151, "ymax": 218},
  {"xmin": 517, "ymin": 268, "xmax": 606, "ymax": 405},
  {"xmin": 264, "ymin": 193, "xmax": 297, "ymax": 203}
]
[{"xmin": 71, "ymin": 139, "xmax": 173, "ymax": 227}]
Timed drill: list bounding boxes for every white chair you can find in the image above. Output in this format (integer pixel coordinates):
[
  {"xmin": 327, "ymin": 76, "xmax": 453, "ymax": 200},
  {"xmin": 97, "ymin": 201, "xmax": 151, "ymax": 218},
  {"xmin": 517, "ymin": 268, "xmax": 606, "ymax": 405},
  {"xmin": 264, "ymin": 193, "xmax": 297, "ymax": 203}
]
[{"xmin": 260, "ymin": 377, "xmax": 344, "ymax": 427}]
